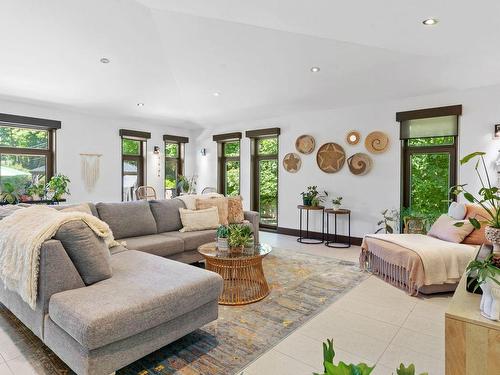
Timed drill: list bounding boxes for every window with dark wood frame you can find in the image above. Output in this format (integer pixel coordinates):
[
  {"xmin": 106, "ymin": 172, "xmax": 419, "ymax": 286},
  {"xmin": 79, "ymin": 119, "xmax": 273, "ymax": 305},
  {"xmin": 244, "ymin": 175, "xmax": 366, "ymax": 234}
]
[
  {"xmin": 120, "ymin": 129, "xmax": 150, "ymax": 201},
  {"xmin": 213, "ymin": 132, "xmax": 242, "ymax": 196},
  {"xmin": 164, "ymin": 134, "xmax": 189, "ymax": 198},
  {"xmin": 0, "ymin": 113, "xmax": 60, "ymax": 192},
  {"xmin": 246, "ymin": 128, "xmax": 280, "ymax": 230},
  {"xmin": 397, "ymin": 105, "xmax": 461, "ymax": 224}
]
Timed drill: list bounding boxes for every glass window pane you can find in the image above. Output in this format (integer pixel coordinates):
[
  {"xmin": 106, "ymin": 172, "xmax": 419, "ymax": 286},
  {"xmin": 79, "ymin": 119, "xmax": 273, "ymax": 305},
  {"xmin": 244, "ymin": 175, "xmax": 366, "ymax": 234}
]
[
  {"xmin": 408, "ymin": 136, "xmax": 455, "ymax": 147},
  {"xmin": 0, "ymin": 126, "xmax": 48, "ymax": 149},
  {"xmin": 409, "ymin": 152, "xmax": 450, "ymax": 219},
  {"xmin": 123, "ymin": 160, "xmax": 138, "ymax": 173},
  {"xmin": 257, "ymin": 138, "xmax": 278, "ymax": 155},
  {"xmin": 0, "ymin": 154, "xmax": 47, "ymax": 191},
  {"xmin": 225, "ymin": 161, "xmax": 240, "ymax": 196},
  {"xmin": 224, "ymin": 141, "xmax": 240, "ymax": 157},
  {"xmin": 165, "ymin": 143, "xmax": 179, "ymax": 158},
  {"xmin": 401, "ymin": 115, "xmax": 458, "ymax": 139},
  {"xmin": 258, "ymin": 159, "xmax": 278, "ymax": 226},
  {"xmin": 165, "ymin": 159, "xmax": 178, "ymax": 190},
  {"xmin": 122, "ymin": 139, "xmax": 141, "ymax": 155}
]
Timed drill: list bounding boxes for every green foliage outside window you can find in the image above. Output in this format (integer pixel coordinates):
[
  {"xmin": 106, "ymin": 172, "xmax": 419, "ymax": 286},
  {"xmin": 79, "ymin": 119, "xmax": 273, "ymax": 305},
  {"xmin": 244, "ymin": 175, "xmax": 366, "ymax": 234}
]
[
  {"xmin": 225, "ymin": 161, "xmax": 240, "ymax": 196},
  {"xmin": 122, "ymin": 139, "xmax": 140, "ymax": 155},
  {"xmin": 258, "ymin": 137, "xmax": 278, "ymax": 155},
  {"xmin": 0, "ymin": 126, "xmax": 48, "ymax": 149},
  {"xmin": 259, "ymin": 159, "xmax": 278, "ymax": 225},
  {"xmin": 224, "ymin": 141, "xmax": 240, "ymax": 157},
  {"xmin": 408, "ymin": 136, "xmax": 454, "ymax": 147},
  {"xmin": 165, "ymin": 143, "xmax": 179, "ymax": 158},
  {"xmin": 165, "ymin": 159, "xmax": 177, "ymax": 190}
]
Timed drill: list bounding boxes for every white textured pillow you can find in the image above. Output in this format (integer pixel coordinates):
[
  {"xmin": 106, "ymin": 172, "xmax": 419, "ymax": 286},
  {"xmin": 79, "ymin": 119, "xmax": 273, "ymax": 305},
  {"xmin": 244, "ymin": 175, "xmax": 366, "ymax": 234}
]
[
  {"xmin": 179, "ymin": 207, "xmax": 220, "ymax": 232},
  {"xmin": 428, "ymin": 214, "xmax": 474, "ymax": 243},
  {"xmin": 448, "ymin": 202, "xmax": 467, "ymax": 220}
]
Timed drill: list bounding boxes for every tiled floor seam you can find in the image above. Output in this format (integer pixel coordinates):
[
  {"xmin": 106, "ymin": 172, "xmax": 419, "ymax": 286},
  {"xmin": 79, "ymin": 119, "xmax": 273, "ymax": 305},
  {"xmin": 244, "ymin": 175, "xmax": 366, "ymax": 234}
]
[{"xmin": 273, "ymin": 348, "xmax": 317, "ymax": 371}]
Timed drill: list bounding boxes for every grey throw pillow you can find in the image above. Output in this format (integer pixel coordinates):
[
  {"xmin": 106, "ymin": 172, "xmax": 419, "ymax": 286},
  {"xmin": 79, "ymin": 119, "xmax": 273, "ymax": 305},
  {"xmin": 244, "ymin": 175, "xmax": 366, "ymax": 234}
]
[
  {"xmin": 149, "ymin": 199, "xmax": 186, "ymax": 232},
  {"xmin": 54, "ymin": 221, "xmax": 112, "ymax": 285}
]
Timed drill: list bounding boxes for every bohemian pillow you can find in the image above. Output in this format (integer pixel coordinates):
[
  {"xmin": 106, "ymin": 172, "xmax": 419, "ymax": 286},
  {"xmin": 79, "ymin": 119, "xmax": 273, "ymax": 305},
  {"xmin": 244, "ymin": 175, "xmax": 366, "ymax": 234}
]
[
  {"xmin": 195, "ymin": 197, "xmax": 229, "ymax": 225},
  {"xmin": 179, "ymin": 207, "xmax": 220, "ymax": 232},
  {"xmin": 428, "ymin": 214, "xmax": 474, "ymax": 243},
  {"xmin": 227, "ymin": 196, "xmax": 245, "ymax": 224}
]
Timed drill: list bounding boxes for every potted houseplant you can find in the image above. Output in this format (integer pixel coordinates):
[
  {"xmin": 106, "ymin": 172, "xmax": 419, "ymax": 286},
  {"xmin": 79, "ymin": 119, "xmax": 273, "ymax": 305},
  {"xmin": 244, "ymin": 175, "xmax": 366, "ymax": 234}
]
[
  {"xmin": 227, "ymin": 224, "xmax": 254, "ymax": 252},
  {"xmin": 375, "ymin": 208, "xmax": 400, "ymax": 234},
  {"xmin": 466, "ymin": 254, "xmax": 500, "ymax": 321},
  {"xmin": 0, "ymin": 182, "xmax": 21, "ymax": 204},
  {"xmin": 216, "ymin": 225, "xmax": 229, "ymax": 251},
  {"xmin": 331, "ymin": 197, "xmax": 343, "ymax": 210},
  {"xmin": 46, "ymin": 174, "xmax": 70, "ymax": 201},
  {"xmin": 301, "ymin": 186, "xmax": 327, "ymax": 206},
  {"xmin": 452, "ymin": 152, "xmax": 500, "ymax": 255},
  {"xmin": 314, "ymin": 339, "xmax": 428, "ymax": 375},
  {"xmin": 26, "ymin": 181, "xmax": 46, "ymax": 201}
]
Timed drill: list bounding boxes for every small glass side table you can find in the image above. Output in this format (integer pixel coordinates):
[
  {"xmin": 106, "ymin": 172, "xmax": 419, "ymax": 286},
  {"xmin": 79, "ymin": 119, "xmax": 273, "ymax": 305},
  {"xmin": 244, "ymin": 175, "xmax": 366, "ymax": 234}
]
[
  {"xmin": 325, "ymin": 208, "xmax": 351, "ymax": 248},
  {"xmin": 297, "ymin": 205, "xmax": 325, "ymax": 244}
]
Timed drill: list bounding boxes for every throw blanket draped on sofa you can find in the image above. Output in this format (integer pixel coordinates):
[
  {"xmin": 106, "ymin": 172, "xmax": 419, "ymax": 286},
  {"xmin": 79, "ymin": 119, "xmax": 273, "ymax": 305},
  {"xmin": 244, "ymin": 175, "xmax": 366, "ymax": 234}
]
[
  {"xmin": 362, "ymin": 234, "xmax": 476, "ymax": 290},
  {"xmin": 0, "ymin": 205, "xmax": 118, "ymax": 309}
]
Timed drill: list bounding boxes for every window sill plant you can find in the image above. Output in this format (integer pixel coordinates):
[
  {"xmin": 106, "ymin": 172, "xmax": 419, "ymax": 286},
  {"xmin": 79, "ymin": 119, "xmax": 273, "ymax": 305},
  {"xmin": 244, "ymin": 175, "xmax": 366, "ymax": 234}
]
[
  {"xmin": 0, "ymin": 182, "xmax": 21, "ymax": 204},
  {"xmin": 466, "ymin": 254, "xmax": 500, "ymax": 321},
  {"xmin": 46, "ymin": 174, "xmax": 70, "ymax": 202},
  {"xmin": 314, "ymin": 339, "xmax": 428, "ymax": 375},
  {"xmin": 453, "ymin": 152, "xmax": 500, "ymax": 255}
]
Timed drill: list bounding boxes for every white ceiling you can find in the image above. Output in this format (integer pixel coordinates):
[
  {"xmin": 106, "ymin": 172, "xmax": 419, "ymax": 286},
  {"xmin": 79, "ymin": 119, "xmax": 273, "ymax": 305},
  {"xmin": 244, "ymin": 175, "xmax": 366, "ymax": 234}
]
[{"xmin": 1, "ymin": 0, "xmax": 500, "ymax": 129}]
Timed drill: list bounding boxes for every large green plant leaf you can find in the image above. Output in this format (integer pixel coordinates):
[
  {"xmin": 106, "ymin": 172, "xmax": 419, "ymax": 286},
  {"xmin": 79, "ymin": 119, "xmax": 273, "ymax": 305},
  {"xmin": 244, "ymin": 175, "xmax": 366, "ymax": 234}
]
[{"xmin": 460, "ymin": 152, "xmax": 486, "ymax": 165}]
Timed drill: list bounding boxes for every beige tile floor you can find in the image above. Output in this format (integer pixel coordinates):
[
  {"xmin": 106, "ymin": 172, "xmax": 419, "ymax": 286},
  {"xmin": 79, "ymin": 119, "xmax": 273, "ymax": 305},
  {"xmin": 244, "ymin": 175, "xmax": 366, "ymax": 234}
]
[
  {"xmin": 0, "ymin": 232, "xmax": 449, "ymax": 375},
  {"xmin": 240, "ymin": 232, "xmax": 449, "ymax": 375}
]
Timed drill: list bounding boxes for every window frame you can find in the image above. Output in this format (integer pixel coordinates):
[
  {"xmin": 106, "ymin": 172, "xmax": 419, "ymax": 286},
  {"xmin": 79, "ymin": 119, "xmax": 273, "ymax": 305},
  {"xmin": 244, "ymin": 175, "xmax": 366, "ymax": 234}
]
[
  {"xmin": 164, "ymin": 140, "xmax": 184, "ymax": 197},
  {"xmin": 219, "ymin": 140, "xmax": 241, "ymax": 196},
  {"xmin": 120, "ymin": 129, "xmax": 150, "ymax": 201},
  {"xmin": 246, "ymin": 128, "xmax": 280, "ymax": 230},
  {"xmin": 0, "ymin": 124, "xmax": 56, "ymax": 187}
]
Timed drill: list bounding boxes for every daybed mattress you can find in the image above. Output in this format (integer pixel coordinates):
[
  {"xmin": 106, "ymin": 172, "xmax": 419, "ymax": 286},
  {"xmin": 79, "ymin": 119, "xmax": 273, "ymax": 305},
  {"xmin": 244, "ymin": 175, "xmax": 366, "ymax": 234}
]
[{"xmin": 360, "ymin": 237, "xmax": 460, "ymax": 295}]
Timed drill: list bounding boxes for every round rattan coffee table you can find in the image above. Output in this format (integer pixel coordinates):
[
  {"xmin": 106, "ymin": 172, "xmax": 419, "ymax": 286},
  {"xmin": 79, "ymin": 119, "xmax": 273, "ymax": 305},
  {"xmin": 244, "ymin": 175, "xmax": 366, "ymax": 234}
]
[{"xmin": 198, "ymin": 242, "xmax": 272, "ymax": 305}]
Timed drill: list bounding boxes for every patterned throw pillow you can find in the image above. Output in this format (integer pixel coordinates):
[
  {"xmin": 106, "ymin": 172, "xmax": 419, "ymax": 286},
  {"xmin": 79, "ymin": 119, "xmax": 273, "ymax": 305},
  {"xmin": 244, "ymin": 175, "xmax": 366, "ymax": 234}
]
[
  {"xmin": 227, "ymin": 196, "xmax": 244, "ymax": 224},
  {"xmin": 195, "ymin": 197, "xmax": 229, "ymax": 225}
]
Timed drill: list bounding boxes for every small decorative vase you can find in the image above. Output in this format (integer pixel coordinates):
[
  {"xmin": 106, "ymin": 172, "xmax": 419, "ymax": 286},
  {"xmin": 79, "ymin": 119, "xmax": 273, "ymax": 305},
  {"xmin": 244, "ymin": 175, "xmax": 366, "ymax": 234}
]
[
  {"xmin": 302, "ymin": 197, "xmax": 312, "ymax": 206},
  {"xmin": 332, "ymin": 204, "xmax": 341, "ymax": 211},
  {"xmin": 479, "ymin": 275, "xmax": 500, "ymax": 321},
  {"xmin": 31, "ymin": 194, "xmax": 40, "ymax": 201},
  {"xmin": 217, "ymin": 237, "xmax": 229, "ymax": 251},
  {"xmin": 485, "ymin": 226, "xmax": 500, "ymax": 255}
]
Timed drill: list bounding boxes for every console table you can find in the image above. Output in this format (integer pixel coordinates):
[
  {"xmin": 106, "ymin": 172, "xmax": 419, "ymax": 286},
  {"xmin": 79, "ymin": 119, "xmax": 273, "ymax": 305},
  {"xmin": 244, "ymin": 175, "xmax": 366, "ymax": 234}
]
[
  {"xmin": 325, "ymin": 208, "xmax": 351, "ymax": 248},
  {"xmin": 297, "ymin": 205, "xmax": 325, "ymax": 244},
  {"xmin": 445, "ymin": 269, "xmax": 500, "ymax": 374}
]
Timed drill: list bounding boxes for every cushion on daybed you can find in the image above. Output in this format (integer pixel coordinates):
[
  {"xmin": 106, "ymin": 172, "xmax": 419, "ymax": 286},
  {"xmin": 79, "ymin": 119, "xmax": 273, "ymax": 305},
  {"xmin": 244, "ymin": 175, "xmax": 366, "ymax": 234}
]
[
  {"xmin": 54, "ymin": 221, "xmax": 112, "ymax": 285},
  {"xmin": 428, "ymin": 214, "xmax": 474, "ymax": 243},
  {"xmin": 462, "ymin": 204, "xmax": 491, "ymax": 245},
  {"xmin": 96, "ymin": 201, "xmax": 157, "ymax": 239},
  {"xmin": 448, "ymin": 202, "xmax": 466, "ymax": 220},
  {"xmin": 48, "ymin": 250, "xmax": 222, "ymax": 350}
]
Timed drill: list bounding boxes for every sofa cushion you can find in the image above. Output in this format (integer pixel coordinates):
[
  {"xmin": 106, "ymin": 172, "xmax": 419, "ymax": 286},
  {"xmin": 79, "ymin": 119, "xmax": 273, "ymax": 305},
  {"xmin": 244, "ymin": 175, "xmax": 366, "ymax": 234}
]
[
  {"xmin": 179, "ymin": 207, "xmax": 219, "ymax": 232},
  {"xmin": 228, "ymin": 196, "xmax": 245, "ymax": 224},
  {"xmin": 48, "ymin": 250, "xmax": 223, "ymax": 350},
  {"xmin": 195, "ymin": 197, "xmax": 229, "ymax": 225},
  {"xmin": 161, "ymin": 230, "xmax": 216, "ymax": 251},
  {"xmin": 96, "ymin": 201, "xmax": 157, "ymax": 239},
  {"xmin": 121, "ymin": 234, "xmax": 183, "ymax": 257},
  {"xmin": 149, "ymin": 199, "xmax": 185, "ymax": 233},
  {"xmin": 54, "ymin": 221, "xmax": 112, "ymax": 285}
]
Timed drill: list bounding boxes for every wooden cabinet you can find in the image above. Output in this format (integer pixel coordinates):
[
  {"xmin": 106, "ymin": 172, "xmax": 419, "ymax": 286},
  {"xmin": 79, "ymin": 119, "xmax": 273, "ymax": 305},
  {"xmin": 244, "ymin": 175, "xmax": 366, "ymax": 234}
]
[{"xmin": 445, "ymin": 274, "xmax": 500, "ymax": 374}]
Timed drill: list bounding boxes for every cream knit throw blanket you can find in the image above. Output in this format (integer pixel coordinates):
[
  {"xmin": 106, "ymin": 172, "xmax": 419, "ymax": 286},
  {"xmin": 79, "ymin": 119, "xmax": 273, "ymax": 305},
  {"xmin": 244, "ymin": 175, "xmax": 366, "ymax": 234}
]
[{"xmin": 0, "ymin": 205, "xmax": 119, "ymax": 309}]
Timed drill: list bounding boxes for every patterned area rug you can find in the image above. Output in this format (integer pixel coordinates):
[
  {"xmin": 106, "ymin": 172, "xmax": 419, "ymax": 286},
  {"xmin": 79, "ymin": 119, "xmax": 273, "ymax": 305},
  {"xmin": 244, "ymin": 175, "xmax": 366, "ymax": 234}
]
[{"xmin": 0, "ymin": 248, "xmax": 367, "ymax": 375}]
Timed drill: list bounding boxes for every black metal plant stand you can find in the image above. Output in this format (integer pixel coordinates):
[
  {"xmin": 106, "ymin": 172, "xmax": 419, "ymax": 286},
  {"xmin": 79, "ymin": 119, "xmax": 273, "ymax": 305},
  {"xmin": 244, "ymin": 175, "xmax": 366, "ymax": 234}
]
[
  {"xmin": 325, "ymin": 208, "xmax": 351, "ymax": 248},
  {"xmin": 297, "ymin": 205, "xmax": 325, "ymax": 244}
]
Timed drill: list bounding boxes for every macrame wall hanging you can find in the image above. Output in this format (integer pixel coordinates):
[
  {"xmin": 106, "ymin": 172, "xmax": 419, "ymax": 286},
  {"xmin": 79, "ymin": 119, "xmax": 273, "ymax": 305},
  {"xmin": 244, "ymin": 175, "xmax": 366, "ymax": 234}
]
[{"xmin": 80, "ymin": 153, "xmax": 102, "ymax": 192}]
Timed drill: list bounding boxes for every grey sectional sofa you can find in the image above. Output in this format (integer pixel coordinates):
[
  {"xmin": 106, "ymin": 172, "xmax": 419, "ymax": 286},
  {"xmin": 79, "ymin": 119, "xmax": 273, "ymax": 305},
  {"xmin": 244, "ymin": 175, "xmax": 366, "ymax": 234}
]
[{"xmin": 0, "ymin": 198, "xmax": 260, "ymax": 375}]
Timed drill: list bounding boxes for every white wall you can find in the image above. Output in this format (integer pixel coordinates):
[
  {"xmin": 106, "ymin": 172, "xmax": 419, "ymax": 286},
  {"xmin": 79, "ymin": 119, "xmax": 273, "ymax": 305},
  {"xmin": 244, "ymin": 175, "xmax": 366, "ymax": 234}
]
[
  {"xmin": 194, "ymin": 85, "xmax": 500, "ymax": 237},
  {"xmin": 0, "ymin": 98, "xmax": 196, "ymax": 203}
]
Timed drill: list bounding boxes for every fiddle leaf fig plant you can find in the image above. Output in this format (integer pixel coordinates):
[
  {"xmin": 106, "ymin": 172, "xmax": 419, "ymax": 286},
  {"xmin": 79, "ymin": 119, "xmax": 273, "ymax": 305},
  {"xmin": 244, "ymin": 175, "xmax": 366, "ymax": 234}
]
[
  {"xmin": 314, "ymin": 339, "xmax": 428, "ymax": 375},
  {"xmin": 452, "ymin": 152, "xmax": 500, "ymax": 229}
]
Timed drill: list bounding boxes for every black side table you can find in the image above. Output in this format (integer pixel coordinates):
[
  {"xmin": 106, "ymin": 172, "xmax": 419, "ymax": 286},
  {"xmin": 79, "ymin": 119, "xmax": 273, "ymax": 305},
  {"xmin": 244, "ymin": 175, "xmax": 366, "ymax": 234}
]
[
  {"xmin": 297, "ymin": 205, "xmax": 325, "ymax": 244},
  {"xmin": 325, "ymin": 208, "xmax": 351, "ymax": 248}
]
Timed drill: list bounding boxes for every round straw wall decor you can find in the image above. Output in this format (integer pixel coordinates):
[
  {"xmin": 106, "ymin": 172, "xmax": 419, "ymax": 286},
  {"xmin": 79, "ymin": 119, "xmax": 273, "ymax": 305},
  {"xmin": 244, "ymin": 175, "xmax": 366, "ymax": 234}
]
[
  {"xmin": 365, "ymin": 131, "xmax": 389, "ymax": 154},
  {"xmin": 316, "ymin": 142, "xmax": 346, "ymax": 173},
  {"xmin": 283, "ymin": 152, "xmax": 301, "ymax": 173},
  {"xmin": 347, "ymin": 153, "xmax": 373, "ymax": 176},
  {"xmin": 346, "ymin": 130, "xmax": 361, "ymax": 145},
  {"xmin": 295, "ymin": 135, "xmax": 316, "ymax": 154}
]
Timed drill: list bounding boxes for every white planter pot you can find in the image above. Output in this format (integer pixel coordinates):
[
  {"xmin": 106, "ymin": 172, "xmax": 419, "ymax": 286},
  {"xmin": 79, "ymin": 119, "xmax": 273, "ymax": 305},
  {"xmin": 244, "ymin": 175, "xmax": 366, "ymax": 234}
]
[
  {"xmin": 217, "ymin": 238, "xmax": 229, "ymax": 251},
  {"xmin": 484, "ymin": 226, "xmax": 500, "ymax": 255},
  {"xmin": 480, "ymin": 275, "xmax": 500, "ymax": 321}
]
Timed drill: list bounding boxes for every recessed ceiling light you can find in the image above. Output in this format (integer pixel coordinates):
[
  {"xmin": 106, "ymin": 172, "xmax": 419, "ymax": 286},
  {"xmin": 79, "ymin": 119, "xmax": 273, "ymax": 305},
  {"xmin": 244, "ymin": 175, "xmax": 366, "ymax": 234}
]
[
  {"xmin": 213, "ymin": 92, "xmax": 221, "ymax": 97},
  {"xmin": 422, "ymin": 18, "xmax": 438, "ymax": 26},
  {"xmin": 100, "ymin": 57, "xmax": 110, "ymax": 64},
  {"xmin": 137, "ymin": 103, "xmax": 144, "ymax": 107},
  {"xmin": 310, "ymin": 66, "xmax": 321, "ymax": 73}
]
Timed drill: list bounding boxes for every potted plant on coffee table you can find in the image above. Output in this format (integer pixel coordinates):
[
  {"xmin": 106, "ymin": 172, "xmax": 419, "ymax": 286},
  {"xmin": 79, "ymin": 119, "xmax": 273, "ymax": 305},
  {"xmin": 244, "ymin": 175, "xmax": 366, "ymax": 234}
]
[
  {"xmin": 227, "ymin": 224, "xmax": 254, "ymax": 252},
  {"xmin": 466, "ymin": 254, "xmax": 500, "ymax": 321},
  {"xmin": 216, "ymin": 225, "xmax": 229, "ymax": 251},
  {"xmin": 452, "ymin": 152, "xmax": 500, "ymax": 255}
]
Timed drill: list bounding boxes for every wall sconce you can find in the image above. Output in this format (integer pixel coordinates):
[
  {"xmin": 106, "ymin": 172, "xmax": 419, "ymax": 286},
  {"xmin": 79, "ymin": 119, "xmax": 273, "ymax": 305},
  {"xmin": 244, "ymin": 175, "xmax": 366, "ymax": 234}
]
[
  {"xmin": 153, "ymin": 146, "xmax": 161, "ymax": 177},
  {"xmin": 200, "ymin": 148, "xmax": 207, "ymax": 156},
  {"xmin": 153, "ymin": 146, "xmax": 160, "ymax": 154}
]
